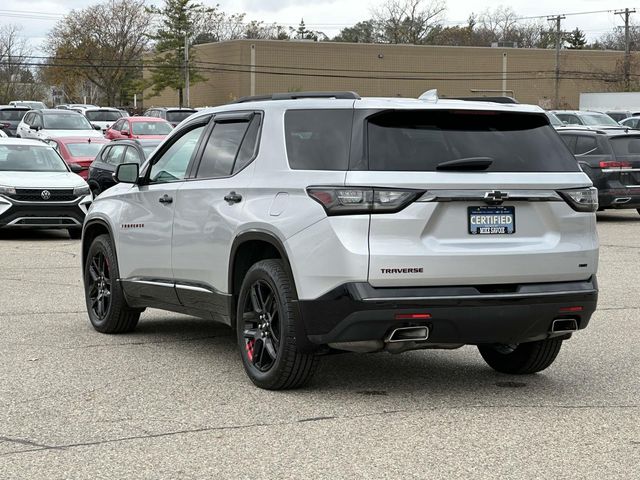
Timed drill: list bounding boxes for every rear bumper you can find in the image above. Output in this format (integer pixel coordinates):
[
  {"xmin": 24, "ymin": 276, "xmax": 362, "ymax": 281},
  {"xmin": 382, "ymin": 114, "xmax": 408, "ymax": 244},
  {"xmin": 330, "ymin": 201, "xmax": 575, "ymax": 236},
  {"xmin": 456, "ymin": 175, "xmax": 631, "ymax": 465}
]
[
  {"xmin": 597, "ymin": 187, "xmax": 640, "ymax": 208},
  {"xmin": 298, "ymin": 277, "xmax": 598, "ymax": 346}
]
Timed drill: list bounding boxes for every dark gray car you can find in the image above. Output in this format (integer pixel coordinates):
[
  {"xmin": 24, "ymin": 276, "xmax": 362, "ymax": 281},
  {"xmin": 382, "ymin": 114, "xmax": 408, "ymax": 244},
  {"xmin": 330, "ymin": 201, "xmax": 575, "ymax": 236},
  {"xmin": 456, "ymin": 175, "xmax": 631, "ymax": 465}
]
[{"xmin": 0, "ymin": 106, "xmax": 30, "ymax": 137}]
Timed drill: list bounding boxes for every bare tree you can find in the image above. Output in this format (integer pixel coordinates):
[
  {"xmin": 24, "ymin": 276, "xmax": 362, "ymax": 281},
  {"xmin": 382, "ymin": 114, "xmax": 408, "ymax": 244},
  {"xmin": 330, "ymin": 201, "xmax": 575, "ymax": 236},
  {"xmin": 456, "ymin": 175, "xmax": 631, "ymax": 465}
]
[
  {"xmin": 372, "ymin": 0, "xmax": 446, "ymax": 44},
  {"xmin": 478, "ymin": 6, "xmax": 519, "ymax": 42},
  {"xmin": 0, "ymin": 24, "xmax": 43, "ymax": 103},
  {"xmin": 46, "ymin": 0, "xmax": 152, "ymax": 106}
]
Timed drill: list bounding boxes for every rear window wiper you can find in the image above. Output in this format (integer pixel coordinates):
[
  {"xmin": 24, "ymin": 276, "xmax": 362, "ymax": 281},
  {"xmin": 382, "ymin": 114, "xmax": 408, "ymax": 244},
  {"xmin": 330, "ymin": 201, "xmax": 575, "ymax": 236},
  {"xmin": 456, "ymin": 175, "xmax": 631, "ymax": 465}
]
[{"xmin": 435, "ymin": 157, "xmax": 493, "ymax": 171}]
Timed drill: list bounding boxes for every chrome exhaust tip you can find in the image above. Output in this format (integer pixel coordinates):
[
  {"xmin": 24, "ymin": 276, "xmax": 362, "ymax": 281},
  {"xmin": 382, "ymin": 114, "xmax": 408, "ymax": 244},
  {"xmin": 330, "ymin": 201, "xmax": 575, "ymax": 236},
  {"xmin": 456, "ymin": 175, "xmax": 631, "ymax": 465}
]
[
  {"xmin": 551, "ymin": 318, "xmax": 578, "ymax": 333},
  {"xmin": 385, "ymin": 326, "xmax": 429, "ymax": 343},
  {"xmin": 613, "ymin": 197, "xmax": 631, "ymax": 204}
]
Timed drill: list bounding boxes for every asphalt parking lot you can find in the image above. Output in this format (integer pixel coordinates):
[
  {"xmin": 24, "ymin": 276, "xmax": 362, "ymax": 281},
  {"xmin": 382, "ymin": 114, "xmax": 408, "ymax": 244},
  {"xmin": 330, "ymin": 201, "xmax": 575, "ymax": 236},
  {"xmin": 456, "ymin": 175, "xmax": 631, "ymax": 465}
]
[{"xmin": 0, "ymin": 212, "xmax": 639, "ymax": 479}]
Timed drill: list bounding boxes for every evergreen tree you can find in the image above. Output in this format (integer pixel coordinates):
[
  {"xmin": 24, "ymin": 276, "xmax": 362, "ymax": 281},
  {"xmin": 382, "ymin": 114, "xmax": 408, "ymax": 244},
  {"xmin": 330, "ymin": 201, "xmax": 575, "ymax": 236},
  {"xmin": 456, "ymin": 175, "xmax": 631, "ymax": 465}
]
[
  {"xmin": 566, "ymin": 27, "xmax": 587, "ymax": 49},
  {"xmin": 146, "ymin": 0, "xmax": 210, "ymax": 107}
]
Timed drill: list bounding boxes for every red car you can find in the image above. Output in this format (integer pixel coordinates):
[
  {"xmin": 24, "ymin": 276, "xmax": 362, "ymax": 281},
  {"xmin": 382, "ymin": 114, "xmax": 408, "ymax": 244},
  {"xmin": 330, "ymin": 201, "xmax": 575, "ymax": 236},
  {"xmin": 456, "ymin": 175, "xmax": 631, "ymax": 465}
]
[
  {"xmin": 104, "ymin": 116, "xmax": 173, "ymax": 140},
  {"xmin": 45, "ymin": 136, "xmax": 110, "ymax": 179}
]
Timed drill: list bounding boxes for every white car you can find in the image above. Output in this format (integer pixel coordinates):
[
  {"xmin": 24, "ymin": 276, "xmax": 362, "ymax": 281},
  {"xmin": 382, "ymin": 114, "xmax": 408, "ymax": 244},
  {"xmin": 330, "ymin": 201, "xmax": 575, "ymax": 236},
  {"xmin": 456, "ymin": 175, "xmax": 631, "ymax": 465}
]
[
  {"xmin": 16, "ymin": 109, "xmax": 104, "ymax": 141},
  {"xmin": 0, "ymin": 138, "xmax": 92, "ymax": 238},
  {"xmin": 82, "ymin": 91, "xmax": 599, "ymax": 389},
  {"xmin": 83, "ymin": 107, "xmax": 125, "ymax": 132}
]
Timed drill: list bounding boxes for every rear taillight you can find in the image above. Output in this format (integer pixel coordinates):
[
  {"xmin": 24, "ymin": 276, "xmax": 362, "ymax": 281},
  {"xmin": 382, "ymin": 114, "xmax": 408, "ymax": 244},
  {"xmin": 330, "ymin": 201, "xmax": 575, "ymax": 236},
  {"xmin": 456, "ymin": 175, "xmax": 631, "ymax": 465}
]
[
  {"xmin": 307, "ymin": 187, "xmax": 423, "ymax": 216},
  {"xmin": 599, "ymin": 161, "xmax": 631, "ymax": 169},
  {"xmin": 558, "ymin": 187, "xmax": 598, "ymax": 213}
]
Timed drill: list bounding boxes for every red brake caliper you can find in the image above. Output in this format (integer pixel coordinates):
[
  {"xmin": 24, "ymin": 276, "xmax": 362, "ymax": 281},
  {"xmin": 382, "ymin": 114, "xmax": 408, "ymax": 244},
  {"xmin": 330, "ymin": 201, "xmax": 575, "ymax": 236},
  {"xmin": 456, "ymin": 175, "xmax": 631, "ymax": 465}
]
[{"xmin": 246, "ymin": 339, "xmax": 256, "ymax": 361}]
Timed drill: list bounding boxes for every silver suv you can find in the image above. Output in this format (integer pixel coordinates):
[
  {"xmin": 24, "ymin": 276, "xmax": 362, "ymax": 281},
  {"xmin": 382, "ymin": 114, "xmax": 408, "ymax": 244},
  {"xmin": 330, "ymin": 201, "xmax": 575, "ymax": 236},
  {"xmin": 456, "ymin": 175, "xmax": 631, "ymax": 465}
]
[{"xmin": 82, "ymin": 92, "xmax": 599, "ymax": 390}]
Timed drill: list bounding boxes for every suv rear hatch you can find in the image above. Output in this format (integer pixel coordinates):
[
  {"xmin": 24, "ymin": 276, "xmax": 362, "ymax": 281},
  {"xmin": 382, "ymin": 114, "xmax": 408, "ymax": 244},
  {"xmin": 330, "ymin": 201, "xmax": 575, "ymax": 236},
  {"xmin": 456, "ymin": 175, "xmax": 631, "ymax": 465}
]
[{"xmin": 346, "ymin": 108, "xmax": 598, "ymax": 287}]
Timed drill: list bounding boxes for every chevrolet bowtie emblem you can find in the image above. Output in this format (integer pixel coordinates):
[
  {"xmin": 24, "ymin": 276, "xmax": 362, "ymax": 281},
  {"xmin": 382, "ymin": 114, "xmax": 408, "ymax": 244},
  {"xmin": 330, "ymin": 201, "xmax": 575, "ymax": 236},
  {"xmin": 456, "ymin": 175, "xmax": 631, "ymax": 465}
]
[{"xmin": 484, "ymin": 190, "xmax": 509, "ymax": 203}]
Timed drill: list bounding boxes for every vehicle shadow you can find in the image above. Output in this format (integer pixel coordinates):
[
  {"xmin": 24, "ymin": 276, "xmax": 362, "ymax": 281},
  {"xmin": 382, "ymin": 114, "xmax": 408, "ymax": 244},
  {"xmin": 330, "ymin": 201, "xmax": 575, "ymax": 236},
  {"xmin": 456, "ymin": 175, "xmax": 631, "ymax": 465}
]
[
  {"xmin": 596, "ymin": 211, "xmax": 639, "ymax": 222},
  {"xmin": 0, "ymin": 229, "xmax": 73, "ymax": 241},
  {"xmin": 128, "ymin": 315, "xmax": 567, "ymax": 398}
]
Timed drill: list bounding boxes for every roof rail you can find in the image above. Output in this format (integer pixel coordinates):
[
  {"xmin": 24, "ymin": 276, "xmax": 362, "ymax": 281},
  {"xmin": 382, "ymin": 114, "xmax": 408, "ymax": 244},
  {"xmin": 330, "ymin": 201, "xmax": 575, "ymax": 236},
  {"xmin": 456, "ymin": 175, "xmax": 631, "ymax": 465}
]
[
  {"xmin": 449, "ymin": 96, "xmax": 519, "ymax": 104},
  {"xmin": 232, "ymin": 91, "xmax": 361, "ymax": 103}
]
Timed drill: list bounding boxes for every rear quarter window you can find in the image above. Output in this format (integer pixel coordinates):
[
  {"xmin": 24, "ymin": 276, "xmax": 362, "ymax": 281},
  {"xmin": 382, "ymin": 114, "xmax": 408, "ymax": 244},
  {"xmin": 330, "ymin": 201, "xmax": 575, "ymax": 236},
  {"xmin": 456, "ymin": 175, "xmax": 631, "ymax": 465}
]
[
  {"xmin": 366, "ymin": 110, "xmax": 580, "ymax": 172},
  {"xmin": 284, "ymin": 109, "xmax": 353, "ymax": 170}
]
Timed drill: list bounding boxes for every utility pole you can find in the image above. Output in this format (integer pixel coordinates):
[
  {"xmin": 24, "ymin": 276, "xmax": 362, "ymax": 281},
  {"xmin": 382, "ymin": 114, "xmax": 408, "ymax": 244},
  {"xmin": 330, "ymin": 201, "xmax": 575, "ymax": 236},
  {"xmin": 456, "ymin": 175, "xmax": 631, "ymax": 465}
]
[
  {"xmin": 615, "ymin": 8, "xmax": 636, "ymax": 91},
  {"xmin": 184, "ymin": 32, "xmax": 190, "ymax": 108},
  {"xmin": 548, "ymin": 15, "xmax": 565, "ymax": 109}
]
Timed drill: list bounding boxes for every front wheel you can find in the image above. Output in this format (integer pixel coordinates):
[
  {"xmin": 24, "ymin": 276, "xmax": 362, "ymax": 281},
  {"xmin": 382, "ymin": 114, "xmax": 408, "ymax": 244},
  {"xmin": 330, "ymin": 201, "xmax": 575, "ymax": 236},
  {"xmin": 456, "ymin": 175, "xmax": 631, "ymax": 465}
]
[
  {"xmin": 478, "ymin": 338, "xmax": 563, "ymax": 374},
  {"xmin": 84, "ymin": 234, "xmax": 140, "ymax": 333},
  {"xmin": 237, "ymin": 259, "xmax": 318, "ymax": 390}
]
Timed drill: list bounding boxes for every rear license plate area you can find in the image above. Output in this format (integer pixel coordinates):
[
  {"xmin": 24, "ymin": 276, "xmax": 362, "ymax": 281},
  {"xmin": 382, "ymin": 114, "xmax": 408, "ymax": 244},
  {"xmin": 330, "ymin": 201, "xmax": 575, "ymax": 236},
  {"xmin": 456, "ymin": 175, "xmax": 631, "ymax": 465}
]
[{"xmin": 468, "ymin": 206, "xmax": 515, "ymax": 235}]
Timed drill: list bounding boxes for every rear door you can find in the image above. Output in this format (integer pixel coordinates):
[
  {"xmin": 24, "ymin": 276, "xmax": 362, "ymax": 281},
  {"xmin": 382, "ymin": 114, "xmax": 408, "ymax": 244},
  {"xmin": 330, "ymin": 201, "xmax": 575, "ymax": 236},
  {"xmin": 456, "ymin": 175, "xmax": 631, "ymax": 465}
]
[
  {"xmin": 171, "ymin": 112, "xmax": 261, "ymax": 310},
  {"xmin": 348, "ymin": 108, "xmax": 597, "ymax": 287}
]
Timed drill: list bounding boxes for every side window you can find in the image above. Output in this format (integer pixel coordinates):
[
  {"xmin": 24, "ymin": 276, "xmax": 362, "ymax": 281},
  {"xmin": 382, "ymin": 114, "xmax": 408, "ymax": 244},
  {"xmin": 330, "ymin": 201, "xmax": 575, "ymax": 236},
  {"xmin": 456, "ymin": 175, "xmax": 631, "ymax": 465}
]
[
  {"xmin": 233, "ymin": 115, "xmax": 261, "ymax": 174},
  {"xmin": 559, "ymin": 134, "xmax": 577, "ymax": 154},
  {"xmin": 31, "ymin": 114, "xmax": 43, "ymax": 128},
  {"xmin": 559, "ymin": 114, "xmax": 581, "ymax": 125},
  {"xmin": 121, "ymin": 120, "xmax": 129, "ymax": 132},
  {"xmin": 575, "ymin": 136, "xmax": 598, "ymax": 156},
  {"xmin": 23, "ymin": 113, "xmax": 33, "ymax": 125},
  {"xmin": 104, "ymin": 145, "xmax": 126, "ymax": 166},
  {"xmin": 111, "ymin": 119, "xmax": 123, "ymax": 131},
  {"xmin": 149, "ymin": 125, "xmax": 206, "ymax": 183},
  {"xmin": 123, "ymin": 146, "xmax": 142, "ymax": 164},
  {"xmin": 196, "ymin": 121, "xmax": 250, "ymax": 178}
]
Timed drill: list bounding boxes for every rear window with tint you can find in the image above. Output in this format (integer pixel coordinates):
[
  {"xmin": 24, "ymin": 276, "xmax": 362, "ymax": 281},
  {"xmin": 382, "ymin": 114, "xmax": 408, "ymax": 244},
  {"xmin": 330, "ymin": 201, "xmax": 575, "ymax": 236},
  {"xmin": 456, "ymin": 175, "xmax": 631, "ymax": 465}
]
[
  {"xmin": 285, "ymin": 109, "xmax": 353, "ymax": 170},
  {"xmin": 367, "ymin": 110, "xmax": 580, "ymax": 172},
  {"xmin": 166, "ymin": 111, "xmax": 195, "ymax": 123},
  {"xmin": 610, "ymin": 136, "xmax": 640, "ymax": 157},
  {"xmin": 0, "ymin": 109, "xmax": 28, "ymax": 121}
]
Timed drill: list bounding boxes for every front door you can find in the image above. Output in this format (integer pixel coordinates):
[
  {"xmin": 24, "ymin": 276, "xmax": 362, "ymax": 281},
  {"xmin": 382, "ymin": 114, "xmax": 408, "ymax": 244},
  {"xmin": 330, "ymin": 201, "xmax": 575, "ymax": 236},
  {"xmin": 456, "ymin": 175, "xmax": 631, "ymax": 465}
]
[{"xmin": 117, "ymin": 123, "xmax": 208, "ymax": 305}]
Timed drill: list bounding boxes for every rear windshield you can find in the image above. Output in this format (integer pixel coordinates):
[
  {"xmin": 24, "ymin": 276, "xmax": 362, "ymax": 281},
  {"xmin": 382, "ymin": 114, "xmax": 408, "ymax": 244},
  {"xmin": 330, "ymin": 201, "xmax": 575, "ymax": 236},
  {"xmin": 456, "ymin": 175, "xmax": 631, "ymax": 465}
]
[
  {"xmin": 85, "ymin": 110, "xmax": 123, "ymax": 122},
  {"xmin": 132, "ymin": 121, "xmax": 173, "ymax": 135},
  {"xmin": 367, "ymin": 110, "xmax": 580, "ymax": 172},
  {"xmin": 284, "ymin": 109, "xmax": 353, "ymax": 170},
  {"xmin": 610, "ymin": 136, "xmax": 640, "ymax": 157},
  {"xmin": 66, "ymin": 142, "xmax": 104, "ymax": 158},
  {"xmin": 0, "ymin": 109, "xmax": 28, "ymax": 121},
  {"xmin": 166, "ymin": 111, "xmax": 195, "ymax": 123}
]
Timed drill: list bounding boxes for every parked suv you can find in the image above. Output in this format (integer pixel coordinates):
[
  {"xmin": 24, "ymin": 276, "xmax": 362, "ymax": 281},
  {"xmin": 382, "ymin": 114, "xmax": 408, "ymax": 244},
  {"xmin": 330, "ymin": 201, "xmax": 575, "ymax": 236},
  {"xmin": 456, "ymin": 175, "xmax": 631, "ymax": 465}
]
[
  {"xmin": 0, "ymin": 105, "xmax": 29, "ymax": 137},
  {"xmin": 558, "ymin": 129, "xmax": 640, "ymax": 213},
  {"xmin": 82, "ymin": 92, "xmax": 599, "ymax": 390}
]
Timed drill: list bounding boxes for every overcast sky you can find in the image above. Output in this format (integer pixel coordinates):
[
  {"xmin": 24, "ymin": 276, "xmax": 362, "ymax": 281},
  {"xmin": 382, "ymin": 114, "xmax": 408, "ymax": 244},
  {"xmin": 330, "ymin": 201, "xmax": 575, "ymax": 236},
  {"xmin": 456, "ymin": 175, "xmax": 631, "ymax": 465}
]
[{"xmin": 1, "ymin": 0, "xmax": 635, "ymax": 55}]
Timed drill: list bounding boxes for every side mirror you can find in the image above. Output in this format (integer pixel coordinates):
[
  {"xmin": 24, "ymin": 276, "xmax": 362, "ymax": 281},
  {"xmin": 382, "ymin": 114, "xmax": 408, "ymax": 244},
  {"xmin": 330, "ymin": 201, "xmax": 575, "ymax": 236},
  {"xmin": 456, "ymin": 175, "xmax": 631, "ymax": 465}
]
[
  {"xmin": 69, "ymin": 163, "xmax": 83, "ymax": 173},
  {"xmin": 93, "ymin": 124, "xmax": 101, "ymax": 130},
  {"xmin": 115, "ymin": 162, "xmax": 139, "ymax": 184},
  {"xmin": 33, "ymin": 125, "xmax": 41, "ymax": 131},
  {"xmin": 121, "ymin": 130, "xmax": 130, "ymax": 137}
]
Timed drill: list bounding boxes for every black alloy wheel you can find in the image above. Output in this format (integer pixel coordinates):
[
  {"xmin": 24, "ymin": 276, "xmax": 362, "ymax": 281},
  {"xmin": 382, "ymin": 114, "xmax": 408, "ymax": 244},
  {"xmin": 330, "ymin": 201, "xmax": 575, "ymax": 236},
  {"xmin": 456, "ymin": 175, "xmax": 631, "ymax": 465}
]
[
  {"xmin": 236, "ymin": 259, "xmax": 318, "ymax": 390},
  {"xmin": 242, "ymin": 280, "xmax": 281, "ymax": 372},
  {"xmin": 87, "ymin": 251, "xmax": 112, "ymax": 321},
  {"xmin": 84, "ymin": 234, "xmax": 140, "ymax": 333}
]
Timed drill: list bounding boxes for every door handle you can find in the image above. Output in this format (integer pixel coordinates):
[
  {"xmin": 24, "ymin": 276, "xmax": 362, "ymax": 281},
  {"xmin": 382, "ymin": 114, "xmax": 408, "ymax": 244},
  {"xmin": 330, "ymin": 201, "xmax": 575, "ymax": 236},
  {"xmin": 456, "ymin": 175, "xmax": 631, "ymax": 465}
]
[
  {"xmin": 224, "ymin": 191, "xmax": 242, "ymax": 204},
  {"xmin": 158, "ymin": 194, "xmax": 173, "ymax": 204}
]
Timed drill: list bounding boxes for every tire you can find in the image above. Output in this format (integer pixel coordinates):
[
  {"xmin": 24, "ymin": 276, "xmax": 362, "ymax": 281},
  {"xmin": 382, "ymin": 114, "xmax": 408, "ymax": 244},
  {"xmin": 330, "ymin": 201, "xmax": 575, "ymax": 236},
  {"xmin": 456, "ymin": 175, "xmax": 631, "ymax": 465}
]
[
  {"xmin": 236, "ymin": 259, "xmax": 319, "ymax": 390},
  {"xmin": 68, "ymin": 228, "xmax": 81, "ymax": 239},
  {"xmin": 84, "ymin": 234, "xmax": 140, "ymax": 333},
  {"xmin": 478, "ymin": 338, "xmax": 563, "ymax": 374},
  {"xmin": 90, "ymin": 184, "xmax": 101, "ymax": 197},
  {"xmin": 637, "ymin": 208, "xmax": 640, "ymax": 215}
]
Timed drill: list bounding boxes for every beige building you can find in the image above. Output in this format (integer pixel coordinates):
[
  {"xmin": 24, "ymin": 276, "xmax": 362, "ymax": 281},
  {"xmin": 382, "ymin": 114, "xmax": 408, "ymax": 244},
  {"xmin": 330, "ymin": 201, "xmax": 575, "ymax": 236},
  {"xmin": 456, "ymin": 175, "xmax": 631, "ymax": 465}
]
[{"xmin": 144, "ymin": 39, "xmax": 631, "ymax": 109}]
